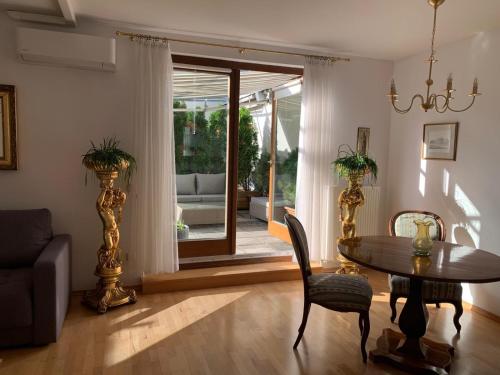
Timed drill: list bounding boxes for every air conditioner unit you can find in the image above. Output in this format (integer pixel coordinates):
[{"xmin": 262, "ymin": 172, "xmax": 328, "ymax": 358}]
[{"xmin": 16, "ymin": 27, "xmax": 116, "ymax": 72}]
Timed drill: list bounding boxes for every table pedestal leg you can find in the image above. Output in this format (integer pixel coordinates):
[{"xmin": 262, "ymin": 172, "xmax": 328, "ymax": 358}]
[{"xmin": 369, "ymin": 278, "xmax": 454, "ymax": 374}]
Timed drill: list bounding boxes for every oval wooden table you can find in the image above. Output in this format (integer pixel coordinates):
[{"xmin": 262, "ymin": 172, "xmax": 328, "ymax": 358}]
[{"xmin": 337, "ymin": 235, "xmax": 500, "ymax": 375}]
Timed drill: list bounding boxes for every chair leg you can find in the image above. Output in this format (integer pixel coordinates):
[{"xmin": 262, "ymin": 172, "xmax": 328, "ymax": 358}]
[
  {"xmin": 358, "ymin": 314, "xmax": 364, "ymax": 336},
  {"xmin": 390, "ymin": 294, "xmax": 398, "ymax": 322},
  {"xmin": 293, "ymin": 301, "xmax": 311, "ymax": 349},
  {"xmin": 436, "ymin": 302, "xmax": 441, "ymax": 308},
  {"xmin": 453, "ymin": 301, "xmax": 463, "ymax": 333},
  {"xmin": 360, "ymin": 311, "xmax": 370, "ymax": 363}
]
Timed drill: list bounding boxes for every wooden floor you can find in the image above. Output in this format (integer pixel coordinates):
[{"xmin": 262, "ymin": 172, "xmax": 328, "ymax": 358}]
[{"xmin": 1, "ymin": 269, "xmax": 499, "ymax": 375}]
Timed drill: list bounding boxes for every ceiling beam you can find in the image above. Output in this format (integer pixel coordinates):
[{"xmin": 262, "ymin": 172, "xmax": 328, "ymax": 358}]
[{"xmin": 57, "ymin": 0, "xmax": 77, "ymax": 26}]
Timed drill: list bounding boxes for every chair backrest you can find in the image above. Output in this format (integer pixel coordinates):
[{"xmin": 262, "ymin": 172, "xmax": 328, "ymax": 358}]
[
  {"xmin": 389, "ymin": 210, "xmax": 446, "ymax": 241},
  {"xmin": 284, "ymin": 214, "xmax": 312, "ymax": 285}
]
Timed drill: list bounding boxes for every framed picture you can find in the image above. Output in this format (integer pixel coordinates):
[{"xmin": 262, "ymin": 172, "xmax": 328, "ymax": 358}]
[
  {"xmin": 422, "ymin": 122, "xmax": 458, "ymax": 161},
  {"xmin": 0, "ymin": 84, "xmax": 17, "ymax": 170},
  {"xmin": 356, "ymin": 127, "xmax": 370, "ymax": 155}
]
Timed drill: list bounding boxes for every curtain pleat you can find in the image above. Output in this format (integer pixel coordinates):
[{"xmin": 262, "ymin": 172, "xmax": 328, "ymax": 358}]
[
  {"xmin": 296, "ymin": 57, "xmax": 336, "ymax": 262},
  {"xmin": 130, "ymin": 40, "xmax": 178, "ymax": 276}
]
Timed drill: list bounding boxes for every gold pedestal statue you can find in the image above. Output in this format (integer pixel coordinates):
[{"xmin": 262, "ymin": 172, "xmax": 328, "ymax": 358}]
[
  {"xmin": 336, "ymin": 171, "xmax": 365, "ymax": 274},
  {"xmin": 82, "ymin": 169, "xmax": 137, "ymax": 313}
]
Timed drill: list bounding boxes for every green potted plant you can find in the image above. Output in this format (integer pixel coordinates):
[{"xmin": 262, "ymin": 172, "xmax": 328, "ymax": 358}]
[
  {"xmin": 333, "ymin": 144, "xmax": 377, "ymax": 183},
  {"xmin": 82, "ymin": 137, "xmax": 136, "ymax": 185},
  {"xmin": 177, "ymin": 220, "xmax": 189, "ymax": 240}
]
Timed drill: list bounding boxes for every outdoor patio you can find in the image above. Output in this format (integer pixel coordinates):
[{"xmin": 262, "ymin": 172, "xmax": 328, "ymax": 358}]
[{"xmin": 186, "ymin": 210, "xmax": 293, "ymax": 255}]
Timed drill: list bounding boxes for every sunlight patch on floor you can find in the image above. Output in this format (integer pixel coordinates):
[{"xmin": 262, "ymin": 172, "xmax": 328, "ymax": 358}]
[{"xmin": 103, "ymin": 290, "xmax": 250, "ymax": 368}]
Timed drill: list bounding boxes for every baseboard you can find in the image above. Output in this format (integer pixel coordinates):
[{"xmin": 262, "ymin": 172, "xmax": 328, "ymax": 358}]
[
  {"xmin": 468, "ymin": 303, "xmax": 500, "ymax": 323},
  {"xmin": 143, "ymin": 261, "xmax": 322, "ymax": 293}
]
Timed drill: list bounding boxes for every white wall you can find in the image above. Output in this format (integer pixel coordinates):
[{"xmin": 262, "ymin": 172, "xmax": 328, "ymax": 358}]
[
  {"xmin": 387, "ymin": 29, "xmax": 500, "ymax": 315},
  {"xmin": 0, "ymin": 13, "xmax": 392, "ymax": 290}
]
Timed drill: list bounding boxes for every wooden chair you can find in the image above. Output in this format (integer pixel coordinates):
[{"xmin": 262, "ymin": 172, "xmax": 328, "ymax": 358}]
[
  {"xmin": 284, "ymin": 214, "xmax": 372, "ymax": 362},
  {"xmin": 388, "ymin": 210, "xmax": 464, "ymax": 332}
]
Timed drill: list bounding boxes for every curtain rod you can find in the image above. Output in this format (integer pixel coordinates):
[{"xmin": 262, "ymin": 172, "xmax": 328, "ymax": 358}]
[{"xmin": 115, "ymin": 31, "xmax": 350, "ymax": 63}]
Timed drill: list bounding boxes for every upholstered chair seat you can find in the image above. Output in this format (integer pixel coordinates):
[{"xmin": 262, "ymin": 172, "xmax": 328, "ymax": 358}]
[
  {"xmin": 390, "ymin": 275, "xmax": 463, "ymax": 301},
  {"xmin": 388, "ymin": 210, "xmax": 464, "ymax": 332},
  {"xmin": 308, "ymin": 273, "xmax": 372, "ymax": 311}
]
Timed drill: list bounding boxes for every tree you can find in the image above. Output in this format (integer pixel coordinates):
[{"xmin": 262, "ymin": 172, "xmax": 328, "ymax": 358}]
[{"xmin": 238, "ymin": 107, "xmax": 259, "ymax": 191}]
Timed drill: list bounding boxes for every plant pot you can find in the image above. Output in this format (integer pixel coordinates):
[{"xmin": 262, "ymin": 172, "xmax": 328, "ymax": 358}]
[{"xmin": 177, "ymin": 225, "xmax": 190, "ymax": 240}]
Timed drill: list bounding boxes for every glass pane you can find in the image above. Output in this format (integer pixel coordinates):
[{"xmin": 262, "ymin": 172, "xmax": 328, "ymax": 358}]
[
  {"xmin": 272, "ymin": 93, "xmax": 301, "ymax": 224},
  {"xmin": 236, "ymin": 70, "xmax": 299, "ymax": 255},
  {"xmin": 173, "ymin": 69, "xmax": 229, "ymax": 241}
]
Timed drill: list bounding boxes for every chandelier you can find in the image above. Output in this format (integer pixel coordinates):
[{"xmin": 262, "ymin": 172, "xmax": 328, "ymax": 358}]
[{"xmin": 388, "ymin": 0, "xmax": 481, "ymax": 114}]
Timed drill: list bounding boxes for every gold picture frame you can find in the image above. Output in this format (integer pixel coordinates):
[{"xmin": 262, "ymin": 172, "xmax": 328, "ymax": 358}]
[
  {"xmin": 422, "ymin": 122, "xmax": 458, "ymax": 161},
  {"xmin": 0, "ymin": 85, "xmax": 17, "ymax": 170}
]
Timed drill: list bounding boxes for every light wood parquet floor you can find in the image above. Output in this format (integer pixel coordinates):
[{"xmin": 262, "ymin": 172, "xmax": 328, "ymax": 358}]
[{"xmin": 0, "ymin": 269, "xmax": 499, "ymax": 375}]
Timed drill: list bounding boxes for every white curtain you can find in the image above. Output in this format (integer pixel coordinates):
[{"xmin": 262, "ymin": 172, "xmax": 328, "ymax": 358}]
[
  {"xmin": 130, "ymin": 39, "xmax": 178, "ymax": 275},
  {"xmin": 295, "ymin": 57, "xmax": 336, "ymax": 262}
]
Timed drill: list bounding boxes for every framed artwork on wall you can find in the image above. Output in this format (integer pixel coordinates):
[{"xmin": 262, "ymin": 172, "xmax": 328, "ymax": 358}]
[
  {"xmin": 0, "ymin": 84, "xmax": 17, "ymax": 170},
  {"xmin": 356, "ymin": 127, "xmax": 370, "ymax": 155},
  {"xmin": 422, "ymin": 122, "xmax": 458, "ymax": 161}
]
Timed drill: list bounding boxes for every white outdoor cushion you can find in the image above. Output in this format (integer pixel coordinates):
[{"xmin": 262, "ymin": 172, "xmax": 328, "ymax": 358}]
[
  {"xmin": 176, "ymin": 174, "xmax": 196, "ymax": 195},
  {"xmin": 199, "ymin": 194, "xmax": 226, "ymax": 202},
  {"xmin": 196, "ymin": 173, "xmax": 226, "ymax": 195},
  {"xmin": 177, "ymin": 195, "xmax": 202, "ymax": 203}
]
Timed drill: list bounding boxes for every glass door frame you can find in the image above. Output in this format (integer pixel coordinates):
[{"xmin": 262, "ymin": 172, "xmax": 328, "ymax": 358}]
[{"xmin": 172, "ymin": 54, "xmax": 303, "ymax": 258}]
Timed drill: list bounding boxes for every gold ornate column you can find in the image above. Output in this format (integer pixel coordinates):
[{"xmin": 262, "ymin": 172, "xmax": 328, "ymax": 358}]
[
  {"xmin": 336, "ymin": 171, "xmax": 365, "ymax": 274},
  {"xmin": 82, "ymin": 169, "xmax": 137, "ymax": 313}
]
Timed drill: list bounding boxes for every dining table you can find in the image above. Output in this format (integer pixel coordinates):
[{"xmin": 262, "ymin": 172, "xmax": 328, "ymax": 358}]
[{"xmin": 337, "ymin": 235, "xmax": 500, "ymax": 375}]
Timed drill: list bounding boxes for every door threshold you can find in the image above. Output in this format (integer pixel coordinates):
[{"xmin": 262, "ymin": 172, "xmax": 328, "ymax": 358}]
[
  {"xmin": 143, "ymin": 261, "xmax": 321, "ymax": 294},
  {"xmin": 179, "ymin": 252, "xmax": 293, "ymax": 270}
]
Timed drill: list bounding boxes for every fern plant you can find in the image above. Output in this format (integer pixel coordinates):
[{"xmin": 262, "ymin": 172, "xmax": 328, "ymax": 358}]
[
  {"xmin": 333, "ymin": 144, "xmax": 377, "ymax": 183},
  {"xmin": 82, "ymin": 137, "xmax": 136, "ymax": 186}
]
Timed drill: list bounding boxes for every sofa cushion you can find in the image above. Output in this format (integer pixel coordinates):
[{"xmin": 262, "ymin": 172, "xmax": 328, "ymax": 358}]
[
  {"xmin": 199, "ymin": 194, "xmax": 226, "ymax": 203},
  {"xmin": 196, "ymin": 173, "xmax": 226, "ymax": 195},
  {"xmin": 177, "ymin": 195, "xmax": 202, "ymax": 203},
  {"xmin": 176, "ymin": 174, "xmax": 196, "ymax": 195},
  {"xmin": 0, "ymin": 268, "xmax": 33, "ymax": 329},
  {"xmin": 0, "ymin": 209, "xmax": 53, "ymax": 268}
]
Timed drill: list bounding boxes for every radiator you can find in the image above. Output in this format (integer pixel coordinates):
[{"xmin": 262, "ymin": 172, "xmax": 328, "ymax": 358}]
[{"xmin": 331, "ymin": 185, "xmax": 382, "ymax": 240}]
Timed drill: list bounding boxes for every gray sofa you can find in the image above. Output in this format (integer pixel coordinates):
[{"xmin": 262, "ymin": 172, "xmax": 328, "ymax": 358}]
[
  {"xmin": 0, "ymin": 209, "xmax": 71, "ymax": 347},
  {"xmin": 176, "ymin": 173, "xmax": 226, "ymax": 225}
]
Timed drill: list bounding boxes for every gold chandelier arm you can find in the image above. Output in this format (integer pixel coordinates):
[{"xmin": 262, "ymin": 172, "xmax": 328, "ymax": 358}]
[
  {"xmin": 447, "ymin": 95, "xmax": 477, "ymax": 113},
  {"xmin": 392, "ymin": 94, "xmax": 425, "ymax": 114},
  {"xmin": 432, "ymin": 94, "xmax": 450, "ymax": 113}
]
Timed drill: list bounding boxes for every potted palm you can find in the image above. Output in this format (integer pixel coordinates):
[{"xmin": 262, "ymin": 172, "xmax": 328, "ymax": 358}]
[{"xmin": 81, "ymin": 137, "xmax": 137, "ymax": 313}]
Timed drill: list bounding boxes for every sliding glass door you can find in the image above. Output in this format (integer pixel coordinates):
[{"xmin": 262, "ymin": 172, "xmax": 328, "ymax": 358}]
[
  {"xmin": 173, "ymin": 67, "xmax": 238, "ymax": 257},
  {"xmin": 172, "ymin": 55, "xmax": 302, "ymax": 259},
  {"xmin": 268, "ymin": 86, "xmax": 302, "ymax": 244}
]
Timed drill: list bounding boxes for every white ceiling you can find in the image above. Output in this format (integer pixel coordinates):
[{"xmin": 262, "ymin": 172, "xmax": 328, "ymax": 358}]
[{"xmin": 2, "ymin": 0, "xmax": 500, "ymax": 60}]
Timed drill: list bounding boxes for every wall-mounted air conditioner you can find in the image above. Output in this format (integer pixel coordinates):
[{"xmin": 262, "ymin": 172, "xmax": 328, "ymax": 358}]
[{"xmin": 16, "ymin": 27, "xmax": 116, "ymax": 72}]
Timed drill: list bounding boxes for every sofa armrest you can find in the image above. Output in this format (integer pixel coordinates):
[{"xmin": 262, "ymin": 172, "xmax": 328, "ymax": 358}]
[{"xmin": 33, "ymin": 234, "xmax": 72, "ymax": 345}]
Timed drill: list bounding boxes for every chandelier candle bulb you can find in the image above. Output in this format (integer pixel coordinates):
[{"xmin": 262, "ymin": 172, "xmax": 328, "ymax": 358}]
[
  {"xmin": 470, "ymin": 78, "xmax": 480, "ymax": 96},
  {"xmin": 446, "ymin": 74, "xmax": 454, "ymax": 92},
  {"xmin": 388, "ymin": 79, "xmax": 398, "ymax": 98}
]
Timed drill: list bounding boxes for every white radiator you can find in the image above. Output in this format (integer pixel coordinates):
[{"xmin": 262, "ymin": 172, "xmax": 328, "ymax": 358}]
[{"xmin": 331, "ymin": 185, "xmax": 382, "ymax": 240}]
